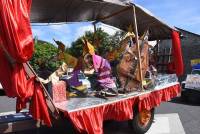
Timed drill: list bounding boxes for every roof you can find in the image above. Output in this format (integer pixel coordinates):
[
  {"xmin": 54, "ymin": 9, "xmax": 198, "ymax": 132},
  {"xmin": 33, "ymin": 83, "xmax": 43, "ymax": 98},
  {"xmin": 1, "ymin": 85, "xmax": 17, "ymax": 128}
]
[
  {"xmin": 31, "ymin": 0, "xmax": 176, "ymax": 40},
  {"xmin": 176, "ymin": 27, "xmax": 200, "ymax": 38}
]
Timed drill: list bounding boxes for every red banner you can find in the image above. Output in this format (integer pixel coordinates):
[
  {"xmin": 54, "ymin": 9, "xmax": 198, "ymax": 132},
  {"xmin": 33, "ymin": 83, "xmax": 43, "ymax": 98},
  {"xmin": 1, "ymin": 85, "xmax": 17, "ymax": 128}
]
[
  {"xmin": 0, "ymin": 0, "xmax": 51, "ymax": 126},
  {"xmin": 170, "ymin": 30, "xmax": 184, "ymax": 76}
]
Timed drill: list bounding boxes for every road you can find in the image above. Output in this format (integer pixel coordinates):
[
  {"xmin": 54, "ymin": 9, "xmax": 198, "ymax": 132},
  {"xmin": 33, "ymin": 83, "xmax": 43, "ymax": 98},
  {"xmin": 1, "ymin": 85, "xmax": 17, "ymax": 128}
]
[
  {"xmin": 0, "ymin": 97, "xmax": 200, "ymax": 134},
  {"xmin": 156, "ymin": 98, "xmax": 200, "ymax": 134},
  {"xmin": 104, "ymin": 97, "xmax": 200, "ymax": 134}
]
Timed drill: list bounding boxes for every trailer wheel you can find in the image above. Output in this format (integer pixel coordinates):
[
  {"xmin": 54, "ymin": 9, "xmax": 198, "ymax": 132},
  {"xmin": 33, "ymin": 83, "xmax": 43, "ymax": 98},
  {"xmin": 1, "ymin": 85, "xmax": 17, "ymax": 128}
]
[
  {"xmin": 187, "ymin": 90, "xmax": 200, "ymax": 104},
  {"xmin": 128, "ymin": 108, "xmax": 154, "ymax": 134},
  {"xmin": 181, "ymin": 91, "xmax": 188, "ymax": 102}
]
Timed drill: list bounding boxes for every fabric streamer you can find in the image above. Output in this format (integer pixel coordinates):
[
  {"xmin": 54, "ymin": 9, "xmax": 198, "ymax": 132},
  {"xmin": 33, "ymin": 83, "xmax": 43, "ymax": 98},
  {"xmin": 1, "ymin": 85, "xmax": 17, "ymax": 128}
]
[
  {"xmin": 0, "ymin": 0, "xmax": 51, "ymax": 126},
  {"xmin": 170, "ymin": 30, "xmax": 184, "ymax": 76}
]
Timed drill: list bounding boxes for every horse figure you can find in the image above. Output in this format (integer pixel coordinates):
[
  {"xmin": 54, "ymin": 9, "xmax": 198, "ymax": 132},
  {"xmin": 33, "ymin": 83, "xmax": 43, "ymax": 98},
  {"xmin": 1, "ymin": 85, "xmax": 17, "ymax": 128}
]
[{"xmin": 117, "ymin": 31, "xmax": 149, "ymax": 92}]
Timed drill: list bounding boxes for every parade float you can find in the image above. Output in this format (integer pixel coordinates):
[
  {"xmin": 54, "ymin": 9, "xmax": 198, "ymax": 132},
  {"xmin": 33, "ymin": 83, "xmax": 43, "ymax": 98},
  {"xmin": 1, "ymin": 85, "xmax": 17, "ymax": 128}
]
[{"xmin": 0, "ymin": 0, "xmax": 183, "ymax": 134}]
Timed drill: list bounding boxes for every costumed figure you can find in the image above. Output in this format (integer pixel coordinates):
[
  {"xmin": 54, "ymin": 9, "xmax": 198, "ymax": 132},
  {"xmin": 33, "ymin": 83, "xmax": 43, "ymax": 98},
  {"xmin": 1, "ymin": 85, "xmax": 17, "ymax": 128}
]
[
  {"xmin": 82, "ymin": 39, "xmax": 118, "ymax": 97},
  {"xmin": 38, "ymin": 62, "xmax": 68, "ymax": 102},
  {"xmin": 38, "ymin": 62, "xmax": 68, "ymax": 84},
  {"xmin": 54, "ymin": 39, "xmax": 78, "ymax": 68},
  {"xmin": 117, "ymin": 30, "xmax": 150, "ymax": 92},
  {"xmin": 54, "ymin": 39, "xmax": 89, "ymax": 97}
]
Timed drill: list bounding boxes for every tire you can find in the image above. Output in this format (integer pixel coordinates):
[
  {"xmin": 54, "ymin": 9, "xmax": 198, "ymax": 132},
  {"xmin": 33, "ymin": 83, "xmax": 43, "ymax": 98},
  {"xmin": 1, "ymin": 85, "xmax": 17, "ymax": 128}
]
[
  {"xmin": 128, "ymin": 108, "xmax": 155, "ymax": 134},
  {"xmin": 181, "ymin": 83, "xmax": 188, "ymax": 102},
  {"xmin": 0, "ymin": 89, "xmax": 5, "ymax": 96},
  {"xmin": 181, "ymin": 91, "xmax": 188, "ymax": 102},
  {"xmin": 187, "ymin": 90, "xmax": 200, "ymax": 104}
]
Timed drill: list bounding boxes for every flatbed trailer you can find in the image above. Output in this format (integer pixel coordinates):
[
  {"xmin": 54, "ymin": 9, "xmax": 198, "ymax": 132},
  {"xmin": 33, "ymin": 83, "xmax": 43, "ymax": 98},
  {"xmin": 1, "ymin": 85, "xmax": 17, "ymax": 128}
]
[
  {"xmin": 0, "ymin": 0, "xmax": 183, "ymax": 134},
  {"xmin": 54, "ymin": 77, "xmax": 180, "ymax": 134},
  {"xmin": 0, "ymin": 81, "xmax": 180, "ymax": 134}
]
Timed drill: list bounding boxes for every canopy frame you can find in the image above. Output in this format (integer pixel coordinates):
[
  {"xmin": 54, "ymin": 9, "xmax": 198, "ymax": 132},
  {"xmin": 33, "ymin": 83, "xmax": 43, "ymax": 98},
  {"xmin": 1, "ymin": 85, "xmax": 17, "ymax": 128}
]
[{"xmin": 131, "ymin": 4, "xmax": 144, "ymax": 91}]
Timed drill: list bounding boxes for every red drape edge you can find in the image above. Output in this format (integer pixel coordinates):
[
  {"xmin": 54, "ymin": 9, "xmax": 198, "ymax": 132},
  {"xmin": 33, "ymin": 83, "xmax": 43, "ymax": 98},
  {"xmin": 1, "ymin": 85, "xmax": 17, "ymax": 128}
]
[
  {"xmin": 0, "ymin": 0, "xmax": 51, "ymax": 126},
  {"xmin": 169, "ymin": 30, "xmax": 184, "ymax": 76},
  {"xmin": 63, "ymin": 84, "xmax": 180, "ymax": 134}
]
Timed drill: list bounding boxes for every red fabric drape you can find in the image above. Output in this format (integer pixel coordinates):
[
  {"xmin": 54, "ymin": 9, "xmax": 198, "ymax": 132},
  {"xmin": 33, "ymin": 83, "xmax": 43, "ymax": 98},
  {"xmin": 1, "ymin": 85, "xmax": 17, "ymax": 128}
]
[
  {"xmin": 138, "ymin": 84, "xmax": 180, "ymax": 112},
  {"xmin": 170, "ymin": 30, "xmax": 184, "ymax": 76},
  {"xmin": 62, "ymin": 84, "xmax": 180, "ymax": 134},
  {"xmin": 66, "ymin": 98, "xmax": 137, "ymax": 134},
  {"xmin": 0, "ymin": 0, "xmax": 51, "ymax": 126}
]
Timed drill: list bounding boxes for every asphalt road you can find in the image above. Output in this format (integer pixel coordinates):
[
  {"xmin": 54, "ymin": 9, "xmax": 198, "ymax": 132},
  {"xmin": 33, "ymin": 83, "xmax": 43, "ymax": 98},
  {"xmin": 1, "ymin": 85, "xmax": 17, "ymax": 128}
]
[
  {"xmin": 103, "ymin": 97, "xmax": 200, "ymax": 134},
  {"xmin": 0, "ymin": 96, "xmax": 200, "ymax": 134},
  {"xmin": 156, "ymin": 98, "xmax": 200, "ymax": 134},
  {"xmin": 0, "ymin": 96, "xmax": 16, "ymax": 113}
]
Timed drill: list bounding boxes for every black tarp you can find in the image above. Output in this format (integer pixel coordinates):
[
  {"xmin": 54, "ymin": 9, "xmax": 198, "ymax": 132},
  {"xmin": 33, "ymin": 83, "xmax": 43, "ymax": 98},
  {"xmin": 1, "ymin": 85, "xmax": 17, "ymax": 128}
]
[{"xmin": 31, "ymin": 0, "xmax": 176, "ymax": 40}]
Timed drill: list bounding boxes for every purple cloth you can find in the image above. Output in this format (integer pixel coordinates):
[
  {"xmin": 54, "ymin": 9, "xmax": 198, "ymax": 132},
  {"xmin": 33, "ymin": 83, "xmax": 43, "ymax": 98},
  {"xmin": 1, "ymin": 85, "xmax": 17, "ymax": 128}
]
[
  {"xmin": 92, "ymin": 55, "xmax": 116, "ymax": 89},
  {"xmin": 67, "ymin": 70, "xmax": 82, "ymax": 87}
]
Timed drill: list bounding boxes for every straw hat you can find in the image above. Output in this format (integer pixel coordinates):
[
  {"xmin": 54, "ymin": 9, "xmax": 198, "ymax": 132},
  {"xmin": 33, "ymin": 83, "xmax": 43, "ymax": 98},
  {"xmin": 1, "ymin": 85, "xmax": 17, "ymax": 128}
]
[{"xmin": 82, "ymin": 38, "xmax": 95, "ymax": 56}]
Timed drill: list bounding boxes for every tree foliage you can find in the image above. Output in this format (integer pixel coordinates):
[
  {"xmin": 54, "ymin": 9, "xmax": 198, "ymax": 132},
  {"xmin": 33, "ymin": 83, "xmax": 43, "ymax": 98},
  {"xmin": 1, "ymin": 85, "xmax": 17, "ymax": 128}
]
[
  {"xmin": 69, "ymin": 28, "xmax": 123, "ymax": 57},
  {"xmin": 30, "ymin": 41, "xmax": 62, "ymax": 76},
  {"xmin": 30, "ymin": 27, "xmax": 123, "ymax": 77}
]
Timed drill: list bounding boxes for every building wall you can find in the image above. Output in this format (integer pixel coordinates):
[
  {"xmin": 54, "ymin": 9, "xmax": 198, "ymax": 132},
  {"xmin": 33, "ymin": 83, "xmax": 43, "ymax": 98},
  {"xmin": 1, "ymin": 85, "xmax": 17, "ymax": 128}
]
[{"xmin": 160, "ymin": 30, "xmax": 200, "ymax": 81}]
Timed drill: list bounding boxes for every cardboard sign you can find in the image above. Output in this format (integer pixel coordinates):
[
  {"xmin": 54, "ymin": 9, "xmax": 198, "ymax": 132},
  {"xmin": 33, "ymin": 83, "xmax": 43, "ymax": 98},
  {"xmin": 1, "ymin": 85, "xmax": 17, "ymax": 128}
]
[{"xmin": 185, "ymin": 74, "xmax": 200, "ymax": 89}]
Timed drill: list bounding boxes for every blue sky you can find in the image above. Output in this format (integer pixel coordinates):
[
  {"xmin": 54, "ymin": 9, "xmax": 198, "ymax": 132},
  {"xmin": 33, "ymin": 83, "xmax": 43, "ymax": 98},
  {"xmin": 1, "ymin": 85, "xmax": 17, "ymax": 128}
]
[
  {"xmin": 32, "ymin": 22, "xmax": 118, "ymax": 47},
  {"xmin": 32, "ymin": 0, "xmax": 200, "ymax": 46},
  {"xmin": 135, "ymin": 0, "xmax": 200, "ymax": 33}
]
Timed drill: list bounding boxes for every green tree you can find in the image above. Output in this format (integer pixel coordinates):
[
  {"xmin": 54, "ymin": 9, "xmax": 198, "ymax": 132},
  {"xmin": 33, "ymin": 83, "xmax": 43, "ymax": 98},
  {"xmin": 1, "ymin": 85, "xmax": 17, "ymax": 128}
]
[
  {"xmin": 30, "ymin": 28, "xmax": 124, "ymax": 77},
  {"xmin": 69, "ymin": 28, "xmax": 123, "ymax": 57},
  {"xmin": 30, "ymin": 40, "xmax": 62, "ymax": 77}
]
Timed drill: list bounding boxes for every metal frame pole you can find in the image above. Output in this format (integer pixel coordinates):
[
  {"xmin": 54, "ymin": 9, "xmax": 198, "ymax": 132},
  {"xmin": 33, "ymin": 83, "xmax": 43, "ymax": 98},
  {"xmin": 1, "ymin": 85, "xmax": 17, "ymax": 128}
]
[
  {"xmin": 132, "ymin": 5, "xmax": 144, "ymax": 91},
  {"xmin": 92, "ymin": 22, "xmax": 97, "ymax": 45}
]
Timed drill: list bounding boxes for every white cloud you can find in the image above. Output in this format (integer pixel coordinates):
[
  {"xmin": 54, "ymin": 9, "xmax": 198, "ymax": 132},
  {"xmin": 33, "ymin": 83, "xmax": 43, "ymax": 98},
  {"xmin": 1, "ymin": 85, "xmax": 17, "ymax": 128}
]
[
  {"xmin": 99, "ymin": 23, "xmax": 120, "ymax": 35},
  {"xmin": 75, "ymin": 25, "xmax": 94, "ymax": 39},
  {"xmin": 49, "ymin": 24, "xmax": 71, "ymax": 35},
  {"xmin": 32, "ymin": 28, "xmax": 45, "ymax": 37},
  {"xmin": 49, "ymin": 24, "xmax": 64, "ymax": 30},
  {"xmin": 74, "ymin": 23, "xmax": 120, "ymax": 41},
  {"xmin": 59, "ymin": 36, "xmax": 71, "ymax": 47},
  {"xmin": 32, "ymin": 24, "xmax": 72, "ymax": 47},
  {"xmin": 32, "ymin": 22, "xmax": 120, "ymax": 47}
]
